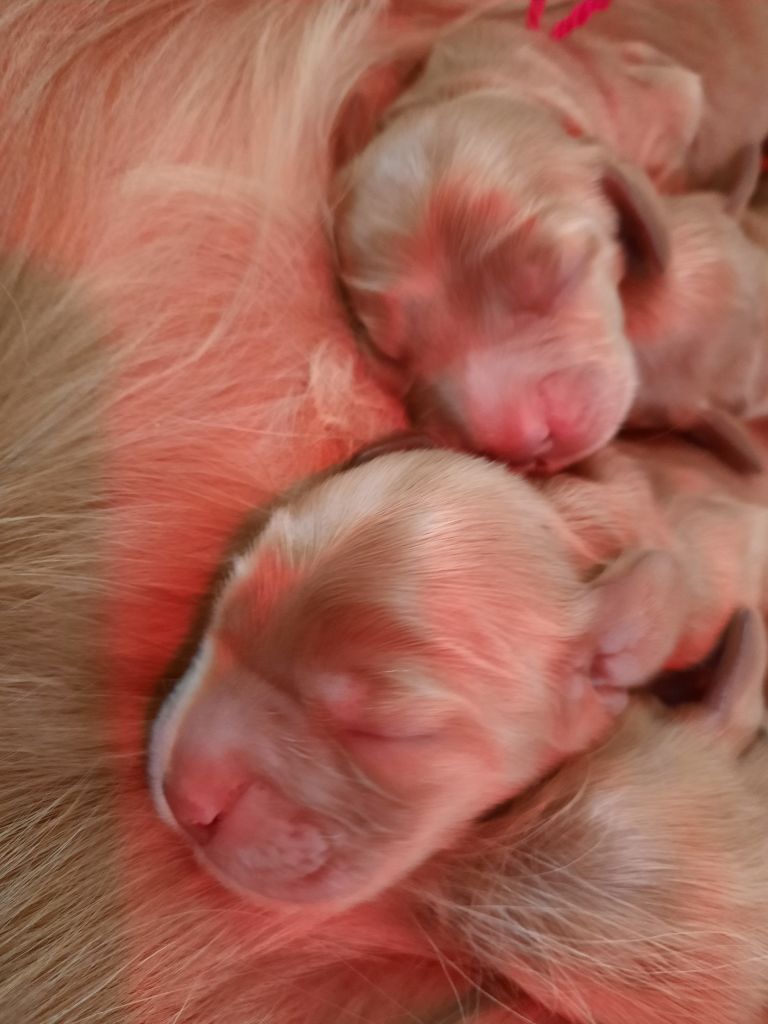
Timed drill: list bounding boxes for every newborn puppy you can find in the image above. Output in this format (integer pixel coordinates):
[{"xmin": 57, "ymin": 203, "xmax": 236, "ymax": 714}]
[
  {"xmin": 333, "ymin": 8, "xmax": 767, "ymax": 470},
  {"xmin": 416, "ymin": 607, "xmax": 768, "ymax": 1024},
  {"xmin": 334, "ymin": 39, "xmax": 674, "ymax": 469},
  {"xmin": 624, "ymin": 193, "xmax": 768, "ymax": 471},
  {"xmin": 149, "ymin": 433, "xmax": 768, "ymax": 911}
]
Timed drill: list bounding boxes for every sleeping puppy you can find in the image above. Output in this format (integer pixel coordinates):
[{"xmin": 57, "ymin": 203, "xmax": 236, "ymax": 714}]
[
  {"xmin": 333, "ymin": 61, "xmax": 675, "ymax": 471},
  {"xmin": 147, "ymin": 429, "xmax": 768, "ymax": 912},
  {"xmin": 333, "ymin": 6, "xmax": 767, "ymax": 470},
  {"xmin": 416, "ymin": 607, "xmax": 768, "ymax": 1024}
]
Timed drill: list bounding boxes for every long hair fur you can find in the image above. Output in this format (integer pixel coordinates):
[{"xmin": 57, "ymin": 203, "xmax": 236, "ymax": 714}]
[
  {"xmin": 3, "ymin": 4, "xmax": 766, "ymax": 1024},
  {"xmin": 0, "ymin": 3, "xmax": 527, "ymax": 1022}
]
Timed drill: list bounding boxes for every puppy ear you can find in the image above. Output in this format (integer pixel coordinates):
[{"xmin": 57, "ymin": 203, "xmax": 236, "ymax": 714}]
[
  {"xmin": 683, "ymin": 407, "xmax": 765, "ymax": 475},
  {"xmin": 609, "ymin": 41, "xmax": 704, "ymax": 189},
  {"xmin": 704, "ymin": 142, "xmax": 763, "ymax": 218},
  {"xmin": 587, "ymin": 548, "xmax": 683, "ymax": 698},
  {"xmin": 602, "ymin": 160, "xmax": 670, "ymax": 278},
  {"xmin": 554, "ymin": 549, "xmax": 681, "ymax": 757},
  {"xmin": 690, "ymin": 607, "xmax": 767, "ymax": 754}
]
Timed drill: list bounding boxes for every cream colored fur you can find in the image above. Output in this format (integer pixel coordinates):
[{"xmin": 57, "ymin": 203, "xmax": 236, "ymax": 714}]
[
  {"xmin": 416, "ymin": 687, "xmax": 768, "ymax": 1024},
  {"xmin": 3, "ymin": 3, "xmax": 768, "ymax": 1023}
]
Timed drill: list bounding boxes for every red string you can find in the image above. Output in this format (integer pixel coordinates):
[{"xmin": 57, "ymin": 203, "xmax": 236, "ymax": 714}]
[
  {"xmin": 526, "ymin": 0, "xmax": 547, "ymax": 30},
  {"xmin": 526, "ymin": 0, "xmax": 613, "ymax": 40},
  {"xmin": 551, "ymin": 0, "xmax": 613, "ymax": 39}
]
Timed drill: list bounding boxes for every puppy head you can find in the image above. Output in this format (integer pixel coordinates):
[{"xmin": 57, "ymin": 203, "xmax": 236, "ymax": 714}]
[
  {"xmin": 334, "ymin": 96, "xmax": 669, "ymax": 471},
  {"xmin": 149, "ymin": 448, "xmax": 642, "ymax": 909}
]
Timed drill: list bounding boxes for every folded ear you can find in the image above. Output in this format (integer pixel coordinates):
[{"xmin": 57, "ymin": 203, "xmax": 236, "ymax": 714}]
[
  {"xmin": 610, "ymin": 41, "xmax": 704, "ymax": 189},
  {"xmin": 602, "ymin": 160, "xmax": 670, "ymax": 279},
  {"xmin": 683, "ymin": 407, "xmax": 765, "ymax": 475},
  {"xmin": 552, "ymin": 549, "xmax": 681, "ymax": 758},
  {"xmin": 703, "ymin": 142, "xmax": 763, "ymax": 219},
  {"xmin": 587, "ymin": 548, "xmax": 683, "ymax": 696},
  {"xmin": 687, "ymin": 607, "xmax": 767, "ymax": 755}
]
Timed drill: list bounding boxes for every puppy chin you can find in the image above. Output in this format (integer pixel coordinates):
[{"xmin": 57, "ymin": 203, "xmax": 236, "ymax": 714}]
[{"xmin": 196, "ymin": 838, "xmax": 418, "ymax": 912}]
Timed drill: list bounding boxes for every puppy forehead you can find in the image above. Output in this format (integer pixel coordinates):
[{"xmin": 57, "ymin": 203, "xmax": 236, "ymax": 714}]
[
  {"xmin": 359, "ymin": 95, "xmax": 582, "ymax": 206},
  {"xmin": 216, "ymin": 451, "xmax": 544, "ymax": 639},
  {"xmin": 272, "ymin": 450, "xmax": 515, "ymax": 539}
]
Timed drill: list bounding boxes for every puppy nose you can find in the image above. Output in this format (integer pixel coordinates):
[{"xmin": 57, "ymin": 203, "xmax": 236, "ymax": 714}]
[
  {"xmin": 497, "ymin": 426, "xmax": 553, "ymax": 466},
  {"xmin": 426, "ymin": 353, "xmax": 559, "ymax": 463},
  {"xmin": 472, "ymin": 409, "xmax": 553, "ymax": 465},
  {"xmin": 162, "ymin": 762, "xmax": 250, "ymax": 846},
  {"xmin": 161, "ymin": 756, "xmax": 332, "ymax": 890}
]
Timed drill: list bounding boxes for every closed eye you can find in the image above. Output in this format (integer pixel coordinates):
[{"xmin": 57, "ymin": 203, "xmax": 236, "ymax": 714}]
[
  {"xmin": 336, "ymin": 727, "xmax": 441, "ymax": 783},
  {"xmin": 308, "ymin": 671, "xmax": 444, "ymax": 747},
  {"xmin": 340, "ymin": 724, "xmax": 438, "ymax": 743}
]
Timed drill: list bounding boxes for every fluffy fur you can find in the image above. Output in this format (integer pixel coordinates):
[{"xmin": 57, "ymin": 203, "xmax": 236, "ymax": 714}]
[
  {"xmin": 0, "ymin": 259, "xmax": 119, "ymax": 1023},
  {"xmin": 3, "ymin": 3, "xmax": 768, "ymax": 1023},
  {"xmin": 415, "ymin": 613, "xmax": 768, "ymax": 1024},
  {"xmin": 0, "ymin": 3, "xmax": 478, "ymax": 1021}
]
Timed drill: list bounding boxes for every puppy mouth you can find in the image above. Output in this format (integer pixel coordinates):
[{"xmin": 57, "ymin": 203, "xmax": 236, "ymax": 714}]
[
  {"xmin": 167, "ymin": 778, "xmax": 378, "ymax": 906},
  {"xmin": 188, "ymin": 780, "xmax": 333, "ymax": 873},
  {"xmin": 197, "ymin": 833, "xmax": 377, "ymax": 908},
  {"xmin": 197, "ymin": 844, "xmax": 338, "ymax": 904}
]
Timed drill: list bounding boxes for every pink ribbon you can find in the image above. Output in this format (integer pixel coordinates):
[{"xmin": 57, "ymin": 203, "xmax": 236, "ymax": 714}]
[{"xmin": 527, "ymin": 0, "xmax": 613, "ymax": 39}]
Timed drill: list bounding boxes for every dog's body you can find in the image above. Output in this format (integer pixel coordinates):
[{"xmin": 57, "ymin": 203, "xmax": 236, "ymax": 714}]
[
  {"xmin": 581, "ymin": 0, "xmax": 768, "ymax": 185},
  {"xmin": 417, "ymin": 617, "xmax": 768, "ymax": 1024},
  {"xmin": 0, "ymin": 3, "xmax": 476, "ymax": 1022},
  {"xmin": 380, "ymin": 16, "xmax": 704, "ymax": 191},
  {"xmin": 334, "ymin": 21, "xmax": 681, "ymax": 469}
]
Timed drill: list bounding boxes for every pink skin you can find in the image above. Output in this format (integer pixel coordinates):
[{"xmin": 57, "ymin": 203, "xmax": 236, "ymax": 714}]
[{"xmin": 423, "ymin": 357, "xmax": 633, "ymax": 472}]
